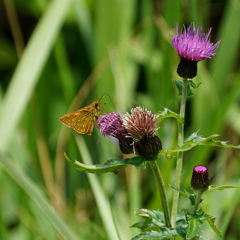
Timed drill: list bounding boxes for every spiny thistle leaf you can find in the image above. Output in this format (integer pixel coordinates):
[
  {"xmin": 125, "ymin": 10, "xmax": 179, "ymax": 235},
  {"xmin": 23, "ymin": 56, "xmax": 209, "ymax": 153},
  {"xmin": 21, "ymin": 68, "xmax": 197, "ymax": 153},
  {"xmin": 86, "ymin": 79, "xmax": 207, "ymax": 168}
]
[
  {"xmin": 175, "ymin": 212, "xmax": 188, "ymax": 228},
  {"xmin": 184, "ymin": 211, "xmax": 203, "ymax": 239},
  {"xmin": 184, "ymin": 132, "xmax": 240, "ymax": 149},
  {"xmin": 64, "ymin": 152, "xmax": 147, "ymax": 173},
  {"xmin": 131, "ymin": 209, "xmax": 165, "ymax": 230},
  {"xmin": 183, "ymin": 209, "xmax": 222, "ymax": 239},
  {"xmin": 173, "ymin": 79, "xmax": 193, "ymax": 96},
  {"xmin": 188, "ymin": 80, "xmax": 202, "ymax": 89},
  {"xmin": 155, "ymin": 107, "xmax": 184, "ymax": 123},
  {"xmin": 170, "ymin": 185, "xmax": 197, "ymax": 205},
  {"xmin": 130, "ymin": 220, "xmax": 155, "ymax": 231},
  {"xmin": 65, "ymin": 131, "xmax": 240, "ymax": 174},
  {"xmin": 207, "ymin": 217, "xmax": 222, "ymax": 238},
  {"xmin": 159, "ymin": 132, "xmax": 240, "ymax": 158},
  {"xmin": 196, "ymin": 211, "xmax": 222, "ymax": 238},
  {"xmin": 131, "ymin": 209, "xmax": 188, "ymax": 232},
  {"xmin": 207, "ymin": 185, "xmax": 239, "ymax": 191},
  {"xmin": 131, "ymin": 227, "xmax": 186, "ymax": 240}
]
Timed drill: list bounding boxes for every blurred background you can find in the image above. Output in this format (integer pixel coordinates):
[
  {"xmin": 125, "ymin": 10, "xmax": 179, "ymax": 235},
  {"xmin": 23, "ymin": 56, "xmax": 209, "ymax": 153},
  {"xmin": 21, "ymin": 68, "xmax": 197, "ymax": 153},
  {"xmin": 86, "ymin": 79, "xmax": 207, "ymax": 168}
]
[{"xmin": 0, "ymin": 0, "xmax": 240, "ymax": 239}]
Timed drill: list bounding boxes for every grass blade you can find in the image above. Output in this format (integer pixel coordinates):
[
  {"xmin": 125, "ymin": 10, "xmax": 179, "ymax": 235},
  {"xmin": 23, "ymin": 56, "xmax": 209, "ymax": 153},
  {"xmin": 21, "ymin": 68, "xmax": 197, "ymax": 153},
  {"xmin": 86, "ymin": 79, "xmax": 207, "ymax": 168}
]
[
  {"xmin": 75, "ymin": 135, "xmax": 119, "ymax": 240},
  {"xmin": 0, "ymin": 153, "xmax": 78, "ymax": 240},
  {"xmin": 0, "ymin": 0, "xmax": 71, "ymax": 150}
]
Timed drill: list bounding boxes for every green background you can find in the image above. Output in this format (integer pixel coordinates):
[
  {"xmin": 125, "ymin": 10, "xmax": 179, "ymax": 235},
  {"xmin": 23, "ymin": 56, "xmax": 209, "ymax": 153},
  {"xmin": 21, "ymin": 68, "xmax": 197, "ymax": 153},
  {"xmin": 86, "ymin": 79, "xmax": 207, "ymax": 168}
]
[{"xmin": 0, "ymin": 0, "xmax": 239, "ymax": 239}]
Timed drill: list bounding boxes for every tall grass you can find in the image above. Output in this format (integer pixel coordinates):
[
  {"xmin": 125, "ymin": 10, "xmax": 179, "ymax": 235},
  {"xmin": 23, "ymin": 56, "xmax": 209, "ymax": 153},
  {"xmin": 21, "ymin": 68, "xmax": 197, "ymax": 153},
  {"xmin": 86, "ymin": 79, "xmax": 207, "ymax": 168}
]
[{"xmin": 0, "ymin": 0, "xmax": 239, "ymax": 239}]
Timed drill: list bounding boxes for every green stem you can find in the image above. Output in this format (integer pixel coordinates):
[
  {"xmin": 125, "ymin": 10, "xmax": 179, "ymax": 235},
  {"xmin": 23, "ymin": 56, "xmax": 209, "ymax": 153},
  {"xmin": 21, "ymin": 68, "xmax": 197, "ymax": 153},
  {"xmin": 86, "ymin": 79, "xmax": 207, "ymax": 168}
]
[
  {"xmin": 171, "ymin": 78, "xmax": 188, "ymax": 227},
  {"xmin": 194, "ymin": 190, "xmax": 202, "ymax": 212},
  {"xmin": 149, "ymin": 161, "xmax": 171, "ymax": 228}
]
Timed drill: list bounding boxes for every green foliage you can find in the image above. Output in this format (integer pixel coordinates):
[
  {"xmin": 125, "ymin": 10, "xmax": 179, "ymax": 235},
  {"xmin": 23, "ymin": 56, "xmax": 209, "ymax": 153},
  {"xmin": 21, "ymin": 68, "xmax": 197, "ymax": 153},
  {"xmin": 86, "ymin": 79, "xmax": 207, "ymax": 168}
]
[
  {"xmin": 188, "ymin": 80, "xmax": 202, "ymax": 90},
  {"xmin": 131, "ymin": 209, "xmax": 187, "ymax": 239},
  {"xmin": 65, "ymin": 151, "xmax": 148, "ymax": 173},
  {"xmin": 130, "ymin": 208, "xmax": 222, "ymax": 239},
  {"xmin": 130, "ymin": 209, "xmax": 165, "ymax": 230},
  {"xmin": 173, "ymin": 79, "xmax": 194, "ymax": 96},
  {"xmin": 185, "ymin": 211, "xmax": 204, "ymax": 239},
  {"xmin": 65, "ymin": 131, "xmax": 240, "ymax": 175},
  {"xmin": 159, "ymin": 132, "xmax": 240, "ymax": 158},
  {"xmin": 207, "ymin": 218, "xmax": 222, "ymax": 238},
  {"xmin": 207, "ymin": 185, "xmax": 239, "ymax": 191},
  {"xmin": 131, "ymin": 228, "xmax": 186, "ymax": 240},
  {"xmin": 131, "ymin": 209, "xmax": 187, "ymax": 231},
  {"xmin": 170, "ymin": 185, "xmax": 197, "ymax": 205},
  {"xmin": 173, "ymin": 79, "xmax": 201, "ymax": 97},
  {"xmin": 156, "ymin": 108, "xmax": 185, "ymax": 123},
  {"xmin": 170, "ymin": 184, "xmax": 239, "ymax": 207},
  {"xmin": 183, "ymin": 209, "xmax": 222, "ymax": 239}
]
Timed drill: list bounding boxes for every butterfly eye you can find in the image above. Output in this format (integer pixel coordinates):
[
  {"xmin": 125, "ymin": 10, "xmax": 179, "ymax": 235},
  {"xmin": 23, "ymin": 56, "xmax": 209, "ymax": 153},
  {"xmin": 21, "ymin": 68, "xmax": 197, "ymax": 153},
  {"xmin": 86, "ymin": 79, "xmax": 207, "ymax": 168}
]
[{"xmin": 95, "ymin": 103, "xmax": 99, "ymax": 108}]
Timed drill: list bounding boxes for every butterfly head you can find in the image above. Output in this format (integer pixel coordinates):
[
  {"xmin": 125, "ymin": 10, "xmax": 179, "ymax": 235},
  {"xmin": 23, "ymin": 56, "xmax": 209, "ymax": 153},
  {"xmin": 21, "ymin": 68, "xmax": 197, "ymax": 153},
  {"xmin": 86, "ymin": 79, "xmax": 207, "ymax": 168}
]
[{"xmin": 92, "ymin": 100, "xmax": 101, "ymax": 110}]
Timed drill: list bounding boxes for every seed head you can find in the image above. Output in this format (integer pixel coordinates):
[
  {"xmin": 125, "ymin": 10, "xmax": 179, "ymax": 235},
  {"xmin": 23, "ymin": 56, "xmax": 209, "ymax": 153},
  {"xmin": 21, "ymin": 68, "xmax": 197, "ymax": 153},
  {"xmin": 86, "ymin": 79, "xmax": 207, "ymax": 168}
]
[{"xmin": 123, "ymin": 107, "xmax": 162, "ymax": 158}]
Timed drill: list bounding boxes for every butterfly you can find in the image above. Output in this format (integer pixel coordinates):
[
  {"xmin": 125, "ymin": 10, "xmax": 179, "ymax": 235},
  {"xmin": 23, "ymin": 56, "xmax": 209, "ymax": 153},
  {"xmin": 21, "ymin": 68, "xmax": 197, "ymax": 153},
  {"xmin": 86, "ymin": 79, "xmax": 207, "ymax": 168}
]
[{"xmin": 59, "ymin": 100, "xmax": 102, "ymax": 135}]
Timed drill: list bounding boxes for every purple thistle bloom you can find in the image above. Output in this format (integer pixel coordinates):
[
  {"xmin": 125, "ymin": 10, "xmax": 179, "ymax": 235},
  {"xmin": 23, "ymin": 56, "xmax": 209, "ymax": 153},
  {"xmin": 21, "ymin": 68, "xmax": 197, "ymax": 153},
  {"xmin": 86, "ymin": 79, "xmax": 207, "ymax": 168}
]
[
  {"xmin": 172, "ymin": 23, "xmax": 221, "ymax": 61},
  {"xmin": 172, "ymin": 23, "xmax": 221, "ymax": 79},
  {"xmin": 123, "ymin": 107, "xmax": 162, "ymax": 158},
  {"xmin": 98, "ymin": 112, "xmax": 133, "ymax": 154},
  {"xmin": 191, "ymin": 165, "xmax": 210, "ymax": 190},
  {"xmin": 98, "ymin": 112, "xmax": 125, "ymax": 138}
]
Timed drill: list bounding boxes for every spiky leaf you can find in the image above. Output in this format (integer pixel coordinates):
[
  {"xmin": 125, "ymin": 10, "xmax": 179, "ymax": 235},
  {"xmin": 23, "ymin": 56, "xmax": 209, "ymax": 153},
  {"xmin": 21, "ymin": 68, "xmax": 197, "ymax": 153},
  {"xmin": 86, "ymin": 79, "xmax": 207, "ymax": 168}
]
[
  {"xmin": 170, "ymin": 185, "xmax": 197, "ymax": 205},
  {"xmin": 173, "ymin": 79, "xmax": 193, "ymax": 96},
  {"xmin": 131, "ymin": 209, "xmax": 165, "ymax": 230},
  {"xmin": 65, "ymin": 152, "xmax": 147, "ymax": 173},
  {"xmin": 185, "ymin": 211, "xmax": 203, "ymax": 239},
  {"xmin": 155, "ymin": 108, "xmax": 184, "ymax": 123},
  {"xmin": 188, "ymin": 80, "xmax": 202, "ymax": 89},
  {"xmin": 207, "ymin": 218, "xmax": 222, "ymax": 238},
  {"xmin": 159, "ymin": 132, "xmax": 240, "ymax": 158},
  {"xmin": 131, "ymin": 227, "xmax": 186, "ymax": 240},
  {"xmin": 207, "ymin": 185, "xmax": 239, "ymax": 191}
]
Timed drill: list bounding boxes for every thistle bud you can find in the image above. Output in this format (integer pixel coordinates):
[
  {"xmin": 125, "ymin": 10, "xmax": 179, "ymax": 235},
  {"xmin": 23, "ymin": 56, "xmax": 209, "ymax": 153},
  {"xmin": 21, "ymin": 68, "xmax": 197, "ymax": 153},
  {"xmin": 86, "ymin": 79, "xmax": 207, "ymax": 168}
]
[
  {"xmin": 191, "ymin": 166, "xmax": 209, "ymax": 190},
  {"xmin": 135, "ymin": 135, "xmax": 162, "ymax": 158},
  {"xmin": 118, "ymin": 132, "xmax": 134, "ymax": 155},
  {"xmin": 177, "ymin": 58, "xmax": 198, "ymax": 79}
]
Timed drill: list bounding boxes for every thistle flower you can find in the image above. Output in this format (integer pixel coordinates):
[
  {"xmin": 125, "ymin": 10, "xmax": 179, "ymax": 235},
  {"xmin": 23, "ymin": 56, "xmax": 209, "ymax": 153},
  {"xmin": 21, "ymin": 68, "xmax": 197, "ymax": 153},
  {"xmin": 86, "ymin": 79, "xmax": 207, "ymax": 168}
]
[
  {"xmin": 123, "ymin": 107, "xmax": 162, "ymax": 158},
  {"xmin": 98, "ymin": 112, "xmax": 133, "ymax": 154},
  {"xmin": 191, "ymin": 165, "xmax": 210, "ymax": 190},
  {"xmin": 172, "ymin": 23, "xmax": 221, "ymax": 79}
]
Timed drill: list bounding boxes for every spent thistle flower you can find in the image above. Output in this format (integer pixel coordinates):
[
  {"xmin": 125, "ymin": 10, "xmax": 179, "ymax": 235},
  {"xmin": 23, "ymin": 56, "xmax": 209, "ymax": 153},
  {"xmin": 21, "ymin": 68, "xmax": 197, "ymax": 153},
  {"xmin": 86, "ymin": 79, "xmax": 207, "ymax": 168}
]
[
  {"xmin": 172, "ymin": 22, "xmax": 221, "ymax": 79},
  {"xmin": 123, "ymin": 107, "xmax": 162, "ymax": 158},
  {"xmin": 191, "ymin": 165, "xmax": 210, "ymax": 190},
  {"xmin": 98, "ymin": 112, "xmax": 133, "ymax": 154}
]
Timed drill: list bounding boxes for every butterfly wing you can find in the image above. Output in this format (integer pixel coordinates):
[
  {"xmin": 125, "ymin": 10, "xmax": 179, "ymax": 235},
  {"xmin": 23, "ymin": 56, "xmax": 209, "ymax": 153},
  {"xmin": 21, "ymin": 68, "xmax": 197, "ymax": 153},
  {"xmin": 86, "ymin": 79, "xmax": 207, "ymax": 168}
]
[
  {"xmin": 72, "ymin": 110, "xmax": 94, "ymax": 135},
  {"xmin": 59, "ymin": 101, "xmax": 101, "ymax": 135},
  {"xmin": 59, "ymin": 110, "xmax": 79, "ymax": 127}
]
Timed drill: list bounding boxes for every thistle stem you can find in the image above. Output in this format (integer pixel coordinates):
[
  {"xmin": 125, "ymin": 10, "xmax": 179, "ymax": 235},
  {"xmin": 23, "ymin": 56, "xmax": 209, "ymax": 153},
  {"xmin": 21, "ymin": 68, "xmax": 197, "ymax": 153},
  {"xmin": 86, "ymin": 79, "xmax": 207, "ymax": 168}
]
[
  {"xmin": 194, "ymin": 190, "xmax": 202, "ymax": 212},
  {"xmin": 171, "ymin": 78, "xmax": 188, "ymax": 227},
  {"xmin": 149, "ymin": 161, "xmax": 171, "ymax": 228}
]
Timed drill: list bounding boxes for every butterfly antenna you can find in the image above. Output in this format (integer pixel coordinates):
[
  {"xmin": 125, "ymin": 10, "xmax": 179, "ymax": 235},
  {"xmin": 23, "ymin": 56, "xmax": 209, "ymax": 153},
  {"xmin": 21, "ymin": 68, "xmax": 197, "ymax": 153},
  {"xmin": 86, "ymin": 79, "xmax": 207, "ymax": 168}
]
[
  {"xmin": 99, "ymin": 93, "xmax": 106, "ymax": 102},
  {"xmin": 99, "ymin": 93, "xmax": 116, "ymax": 111}
]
